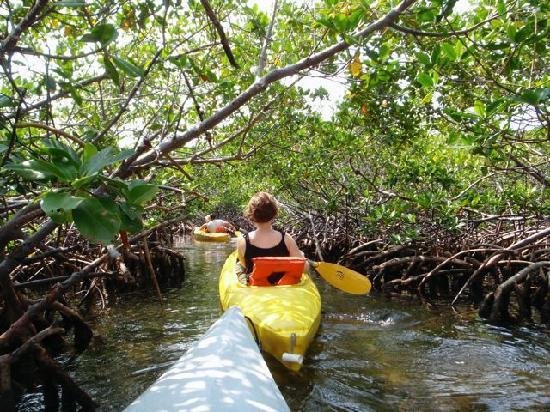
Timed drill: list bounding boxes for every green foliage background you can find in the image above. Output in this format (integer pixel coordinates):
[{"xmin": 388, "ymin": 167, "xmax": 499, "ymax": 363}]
[{"xmin": 0, "ymin": 0, "xmax": 547, "ymax": 245}]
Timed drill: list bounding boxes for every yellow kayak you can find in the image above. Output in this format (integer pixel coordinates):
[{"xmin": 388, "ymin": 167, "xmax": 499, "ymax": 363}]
[
  {"xmin": 219, "ymin": 252, "xmax": 321, "ymax": 372},
  {"xmin": 193, "ymin": 227, "xmax": 230, "ymax": 242}
]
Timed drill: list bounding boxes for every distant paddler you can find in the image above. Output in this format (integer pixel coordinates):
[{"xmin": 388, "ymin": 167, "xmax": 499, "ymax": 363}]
[{"xmin": 199, "ymin": 214, "xmax": 236, "ymax": 236}]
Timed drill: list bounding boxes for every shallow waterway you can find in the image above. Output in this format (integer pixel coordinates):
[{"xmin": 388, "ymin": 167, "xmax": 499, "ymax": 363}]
[{"xmin": 19, "ymin": 238, "xmax": 550, "ymax": 411}]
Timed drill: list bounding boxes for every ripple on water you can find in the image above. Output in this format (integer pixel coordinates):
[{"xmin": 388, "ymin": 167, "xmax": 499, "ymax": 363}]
[{"xmin": 413, "ymin": 330, "xmax": 550, "ymax": 410}]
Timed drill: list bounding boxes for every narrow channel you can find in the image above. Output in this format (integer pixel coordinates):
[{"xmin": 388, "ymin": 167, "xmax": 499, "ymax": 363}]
[{"xmin": 18, "ymin": 238, "xmax": 550, "ymax": 411}]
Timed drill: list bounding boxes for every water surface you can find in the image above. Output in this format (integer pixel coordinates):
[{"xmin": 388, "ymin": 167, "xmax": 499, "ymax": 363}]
[{"xmin": 18, "ymin": 238, "xmax": 550, "ymax": 411}]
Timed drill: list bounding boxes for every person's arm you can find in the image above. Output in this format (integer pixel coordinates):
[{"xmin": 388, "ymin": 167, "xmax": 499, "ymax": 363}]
[
  {"xmin": 223, "ymin": 221, "xmax": 236, "ymax": 234},
  {"xmin": 284, "ymin": 233, "xmax": 309, "ymax": 272},
  {"xmin": 236, "ymin": 237, "xmax": 246, "ymax": 268}
]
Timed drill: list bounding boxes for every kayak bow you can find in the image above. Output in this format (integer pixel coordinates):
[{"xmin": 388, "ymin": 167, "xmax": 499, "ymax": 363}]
[{"xmin": 124, "ymin": 306, "xmax": 289, "ymax": 411}]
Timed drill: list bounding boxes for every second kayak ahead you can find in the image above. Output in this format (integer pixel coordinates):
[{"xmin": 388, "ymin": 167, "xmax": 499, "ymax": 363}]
[
  {"xmin": 219, "ymin": 252, "xmax": 321, "ymax": 372},
  {"xmin": 193, "ymin": 227, "xmax": 231, "ymax": 242}
]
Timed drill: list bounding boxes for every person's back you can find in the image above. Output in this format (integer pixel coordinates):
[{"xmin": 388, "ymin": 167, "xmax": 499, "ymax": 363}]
[
  {"xmin": 206, "ymin": 219, "xmax": 228, "ymax": 233},
  {"xmin": 237, "ymin": 192, "xmax": 308, "ymax": 277},
  {"xmin": 200, "ymin": 215, "xmax": 234, "ymax": 234},
  {"xmin": 242, "ymin": 229, "xmax": 290, "ymax": 274}
]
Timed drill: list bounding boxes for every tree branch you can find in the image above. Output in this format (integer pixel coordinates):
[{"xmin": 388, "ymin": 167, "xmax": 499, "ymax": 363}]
[
  {"xmin": 123, "ymin": 0, "xmax": 417, "ymax": 176},
  {"xmin": 256, "ymin": 0, "xmax": 278, "ymax": 76},
  {"xmin": 15, "ymin": 122, "xmax": 85, "ymax": 147},
  {"xmin": 0, "ymin": 0, "xmax": 50, "ymax": 56},
  {"xmin": 5, "ymin": 75, "xmax": 108, "ymax": 119},
  {"xmin": 93, "ymin": 49, "xmax": 163, "ymax": 144},
  {"xmin": 200, "ymin": 0, "xmax": 239, "ymax": 68},
  {"xmin": 12, "ymin": 45, "xmax": 101, "ymax": 61}
]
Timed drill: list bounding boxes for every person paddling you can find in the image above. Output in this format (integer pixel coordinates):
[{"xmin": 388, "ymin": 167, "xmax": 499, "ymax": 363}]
[
  {"xmin": 200, "ymin": 214, "xmax": 235, "ymax": 236},
  {"xmin": 236, "ymin": 192, "xmax": 308, "ymax": 282}
]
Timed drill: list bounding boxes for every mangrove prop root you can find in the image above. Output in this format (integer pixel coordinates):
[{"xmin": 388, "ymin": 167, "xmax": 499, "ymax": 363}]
[
  {"xmin": 286, "ymin": 207, "xmax": 549, "ymax": 326},
  {"xmin": 487, "ymin": 261, "xmax": 549, "ymax": 323},
  {"xmin": 142, "ymin": 239, "xmax": 163, "ymax": 303},
  {"xmin": 35, "ymin": 346, "xmax": 98, "ymax": 411},
  {"xmin": 0, "ymin": 219, "xmax": 185, "ymax": 408}
]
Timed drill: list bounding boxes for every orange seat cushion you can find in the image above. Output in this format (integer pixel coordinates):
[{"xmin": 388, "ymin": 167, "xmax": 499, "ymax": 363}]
[{"xmin": 249, "ymin": 257, "xmax": 305, "ymax": 286}]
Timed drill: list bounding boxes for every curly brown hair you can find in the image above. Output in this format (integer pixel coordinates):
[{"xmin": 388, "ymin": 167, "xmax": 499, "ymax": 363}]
[{"xmin": 244, "ymin": 192, "xmax": 278, "ymax": 223}]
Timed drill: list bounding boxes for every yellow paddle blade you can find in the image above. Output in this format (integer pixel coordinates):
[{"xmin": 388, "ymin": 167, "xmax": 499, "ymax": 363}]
[{"xmin": 312, "ymin": 261, "xmax": 372, "ymax": 295}]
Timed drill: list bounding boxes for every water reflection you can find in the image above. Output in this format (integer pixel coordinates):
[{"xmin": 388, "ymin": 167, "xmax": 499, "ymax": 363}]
[{"xmin": 17, "ymin": 236, "xmax": 550, "ymax": 411}]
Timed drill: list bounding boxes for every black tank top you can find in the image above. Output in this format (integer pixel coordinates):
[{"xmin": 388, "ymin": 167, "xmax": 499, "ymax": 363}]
[{"xmin": 243, "ymin": 230, "xmax": 290, "ymax": 274}]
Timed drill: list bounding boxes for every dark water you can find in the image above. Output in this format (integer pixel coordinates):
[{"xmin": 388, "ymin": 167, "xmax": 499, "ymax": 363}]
[{"xmin": 18, "ymin": 238, "xmax": 550, "ymax": 411}]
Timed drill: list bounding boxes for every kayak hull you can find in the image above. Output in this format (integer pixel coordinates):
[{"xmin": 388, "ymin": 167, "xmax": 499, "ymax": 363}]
[
  {"xmin": 219, "ymin": 252, "xmax": 321, "ymax": 372},
  {"xmin": 193, "ymin": 227, "xmax": 230, "ymax": 242}
]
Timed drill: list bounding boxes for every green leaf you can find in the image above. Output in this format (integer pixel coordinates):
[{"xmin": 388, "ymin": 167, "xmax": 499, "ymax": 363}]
[
  {"xmin": 0, "ymin": 94, "xmax": 13, "ymax": 108},
  {"xmin": 317, "ymin": 17, "xmax": 334, "ymax": 30},
  {"xmin": 345, "ymin": 9, "xmax": 363, "ymax": 32},
  {"xmin": 497, "ymin": 0, "xmax": 506, "ymax": 16},
  {"xmin": 417, "ymin": 8, "xmax": 435, "ymax": 23},
  {"xmin": 71, "ymin": 174, "xmax": 97, "ymax": 190},
  {"xmin": 506, "ymin": 24, "xmax": 516, "ymax": 41},
  {"xmin": 333, "ymin": 14, "xmax": 348, "ymax": 32},
  {"xmin": 73, "ymin": 197, "xmax": 121, "ymax": 244},
  {"xmin": 40, "ymin": 191, "xmax": 84, "ymax": 218},
  {"xmin": 497, "ymin": 0, "xmax": 506, "ymax": 17},
  {"xmin": 113, "ymin": 56, "xmax": 144, "ymax": 77},
  {"xmin": 421, "ymin": 92, "xmax": 433, "ymax": 104},
  {"xmin": 127, "ymin": 181, "xmax": 158, "ymax": 205},
  {"xmin": 441, "ymin": 42, "xmax": 457, "ymax": 61},
  {"xmin": 53, "ymin": 162, "xmax": 79, "ymax": 181},
  {"xmin": 82, "ymin": 143, "xmax": 98, "ymax": 164},
  {"xmin": 486, "ymin": 99, "xmax": 506, "ymax": 115},
  {"xmin": 118, "ymin": 203, "xmax": 143, "ymax": 233},
  {"xmin": 376, "ymin": 70, "xmax": 390, "ymax": 82},
  {"xmin": 515, "ymin": 25, "xmax": 532, "ymax": 43},
  {"xmin": 84, "ymin": 23, "xmax": 118, "ymax": 46},
  {"xmin": 5, "ymin": 160, "xmax": 64, "ymax": 181},
  {"xmin": 82, "ymin": 147, "xmax": 133, "ymax": 176},
  {"xmin": 473, "ymin": 100, "xmax": 486, "ymax": 117},
  {"xmin": 103, "ymin": 56, "xmax": 120, "ymax": 86},
  {"xmin": 42, "ymin": 142, "xmax": 80, "ymax": 166},
  {"xmin": 514, "ymin": 88, "xmax": 550, "ymax": 105},
  {"xmin": 378, "ymin": 43, "xmax": 391, "ymax": 62},
  {"xmin": 416, "ymin": 52, "xmax": 431, "ymax": 65},
  {"xmin": 443, "ymin": 108, "xmax": 478, "ymax": 121},
  {"xmin": 100, "ymin": 176, "xmax": 130, "ymax": 193},
  {"xmin": 431, "ymin": 44, "xmax": 441, "ymax": 64},
  {"xmin": 454, "ymin": 40, "xmax": 465, "ymax": 60},
  {"xmin": 417, "ymin": 72, "xmax": 434, "ymax": 89}
]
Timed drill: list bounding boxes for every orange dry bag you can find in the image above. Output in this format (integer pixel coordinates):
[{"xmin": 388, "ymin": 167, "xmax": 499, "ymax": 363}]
[{"xmin": 248, "ymin": 257, "xmax": 305, "ymax": 286}]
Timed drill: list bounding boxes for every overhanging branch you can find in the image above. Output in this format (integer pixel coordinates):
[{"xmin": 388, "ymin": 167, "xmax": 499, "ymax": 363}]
[{"xmin": 123, "ymin": 0, "xmax": 417, "ymax": 176}]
